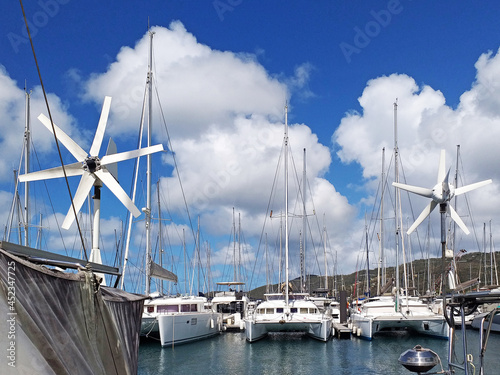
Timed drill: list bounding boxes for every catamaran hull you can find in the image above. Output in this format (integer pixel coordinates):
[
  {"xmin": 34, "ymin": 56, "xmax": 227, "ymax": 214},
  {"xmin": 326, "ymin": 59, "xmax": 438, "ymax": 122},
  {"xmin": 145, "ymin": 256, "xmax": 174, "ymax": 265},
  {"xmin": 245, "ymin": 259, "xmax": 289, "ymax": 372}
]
[
  {"xmin": 157, "ymin": 312, "xmax": 221, "ymax": 346},
  {"xmin": 245, "ymin": 319, "xmax": 332, "ymax": 342},
  {"xmin": 141, "ymin": 316, "xmax": 159, "ymax": 336},
  {"xmin": 351, "ymin": 315, "xmax": 449, "ymax": 340},
  {"xmin": 222, "ymin": 312, "xmax": 246, "ymax": 331},
  {"xmin": 471, "ymin": 312, "xmax": 500, "ymax": 332}
]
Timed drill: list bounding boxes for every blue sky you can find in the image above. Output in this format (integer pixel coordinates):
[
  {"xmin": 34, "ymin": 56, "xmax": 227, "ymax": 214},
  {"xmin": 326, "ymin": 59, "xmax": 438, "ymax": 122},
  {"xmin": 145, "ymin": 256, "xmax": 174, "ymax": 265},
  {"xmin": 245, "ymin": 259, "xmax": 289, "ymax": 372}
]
[{"xmin": 1, "ymin": 1, "xmax": 500, "ymax": 294}]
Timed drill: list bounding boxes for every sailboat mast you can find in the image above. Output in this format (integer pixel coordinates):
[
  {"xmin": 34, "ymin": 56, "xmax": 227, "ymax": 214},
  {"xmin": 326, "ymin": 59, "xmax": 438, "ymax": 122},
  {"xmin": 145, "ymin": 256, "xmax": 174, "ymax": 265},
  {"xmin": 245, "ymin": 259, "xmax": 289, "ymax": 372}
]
[
  {"xmin": 491, "ymin": 220, "xmax": 498, "ymax": 285},
  {"xmin": 24, "ymin": 89, "xmax": 31, "ymax": 247},
  {"xmin": 145, "ymin": 29, "xmax": 154, "ymax": 295},
  {"xmin": 238, "ymin": 212, "xmax": 241, "ymax": 287},
  {"xmin": 120, "ymin": 97, "xmax": 146, "ymax": 290},
  {"xmin": 183, "ymin": 228, "xmax": 187, "ymax": 294},
  {"xmin": 451, "ymin": 145, "xmax": 460, "ymax": 252},
  {"xmin": 233, "ymin": 207, "xmax": 237, "ymax": 282},
  {"xmin": 197, "ymin": 216, "xmax": 201, "ymax": 295},
  {"xmin": 36, "ymin": 213, "xmax": 42, "ymax": 249},
  {"xmin": 365, "ymin": 216, "xmax": 370, "ymax": 297},
  {"xmin": 323, "ymin": 222, "xmax": 328, "ymax": 291},
  {"xmin": 427, "ymin": 219, "xmax": 431, "ymax": 293},
  {"xmin": 393, "ymin": 100, "xmax": 400, "ymax": 310},
  {"xmin": 265, "ymin": 233, "xmax": 269, "ymax": 294},
  {"xmin": 302, "ymin": 148, "xmax": 306, "ymax": 292},
  {"xmin": 284, "ymin": 104, "xmax": 289, "ymax": 305},
  {"xmin": 490, "ymin": 220, "xmax": 493, "ymax": 286},
  {"xmin": 157, "ymin": 180, "xmax": 164, "ymax": 295},
  {"xmin": 483, "ymin": 223, "xmax": 487, "ymax": 287},
  {"xmin": 378, "ymin": 147, "xmax": 385, "ymax": 295}
]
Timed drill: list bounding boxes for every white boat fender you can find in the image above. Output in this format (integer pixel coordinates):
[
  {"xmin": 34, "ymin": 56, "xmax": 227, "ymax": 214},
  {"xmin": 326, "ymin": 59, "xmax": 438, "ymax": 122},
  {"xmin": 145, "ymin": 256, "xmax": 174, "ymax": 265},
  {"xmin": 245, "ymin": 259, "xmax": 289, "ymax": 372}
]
[{"xmin": 210, "ymin": 319, "xmax": 214, "ymax": 329}]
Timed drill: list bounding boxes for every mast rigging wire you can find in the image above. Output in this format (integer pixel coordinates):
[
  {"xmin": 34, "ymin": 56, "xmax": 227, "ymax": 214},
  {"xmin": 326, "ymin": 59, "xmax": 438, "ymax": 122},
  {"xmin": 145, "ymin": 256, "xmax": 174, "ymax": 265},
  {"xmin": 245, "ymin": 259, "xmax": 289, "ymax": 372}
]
[{"xmin": 19, "ymin": 0, "xmax": 88, "ymax": 261}]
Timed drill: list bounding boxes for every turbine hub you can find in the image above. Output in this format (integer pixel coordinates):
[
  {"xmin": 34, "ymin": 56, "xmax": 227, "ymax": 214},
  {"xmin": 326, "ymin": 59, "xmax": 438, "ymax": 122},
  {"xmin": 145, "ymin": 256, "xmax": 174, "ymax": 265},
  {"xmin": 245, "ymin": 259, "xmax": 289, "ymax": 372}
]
[
  {"xmin": 431, "ymin": 182, "xmax": 455, "ymax": 203},
  {"xmin": 83, "ymin": 156, "xmax": 101, "ymax": 173}
]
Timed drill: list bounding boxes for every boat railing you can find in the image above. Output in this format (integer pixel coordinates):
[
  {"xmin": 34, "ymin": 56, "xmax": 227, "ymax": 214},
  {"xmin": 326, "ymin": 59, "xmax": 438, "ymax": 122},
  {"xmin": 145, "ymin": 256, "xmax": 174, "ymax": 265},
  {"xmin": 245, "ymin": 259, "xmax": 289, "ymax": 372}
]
[
  {"xmin": 399, "ymin": 290, "xmax": 500, "ymax": 374},
  {"xmin": 264, "ymin": 293, "xmax": 309, "ymax": 301}
]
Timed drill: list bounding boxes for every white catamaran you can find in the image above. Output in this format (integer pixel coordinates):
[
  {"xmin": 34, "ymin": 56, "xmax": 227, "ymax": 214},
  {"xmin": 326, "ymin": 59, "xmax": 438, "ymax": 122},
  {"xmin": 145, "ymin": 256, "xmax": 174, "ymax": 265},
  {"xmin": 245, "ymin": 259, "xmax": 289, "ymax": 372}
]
[
  {"xmin": 350, "ymin": 102, "xmax": 449, "ymax": 341},
  {"xmin": 244, "ymin": 105, "xmax": 332, "ymax": 342}
]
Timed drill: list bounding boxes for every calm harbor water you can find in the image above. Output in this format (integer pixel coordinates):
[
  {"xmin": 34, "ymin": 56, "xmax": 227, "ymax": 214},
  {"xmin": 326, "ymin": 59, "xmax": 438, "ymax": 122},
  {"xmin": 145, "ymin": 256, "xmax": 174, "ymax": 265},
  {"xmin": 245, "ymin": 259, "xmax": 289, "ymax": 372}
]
[{"xmin": 138, "ymin": 329, "xmax": 500, "ymax": 375}]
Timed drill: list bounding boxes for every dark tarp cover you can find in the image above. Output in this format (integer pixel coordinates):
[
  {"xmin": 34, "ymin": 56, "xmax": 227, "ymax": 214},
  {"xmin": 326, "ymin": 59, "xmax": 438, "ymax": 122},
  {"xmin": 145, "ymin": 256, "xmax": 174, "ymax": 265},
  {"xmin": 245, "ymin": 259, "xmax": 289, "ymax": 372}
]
[{"xmin": 0, "ymin": 248, "xmax": 146, "ymax": 375}]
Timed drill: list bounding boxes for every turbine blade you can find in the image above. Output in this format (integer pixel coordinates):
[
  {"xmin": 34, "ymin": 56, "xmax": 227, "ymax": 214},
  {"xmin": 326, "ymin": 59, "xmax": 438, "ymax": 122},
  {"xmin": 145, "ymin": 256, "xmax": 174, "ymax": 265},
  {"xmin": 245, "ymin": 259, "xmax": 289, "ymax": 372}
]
[
  {"xmin": 89, "ymin": 96, "xmax": 112, "ymax": 156},
  {"xmin": 441, "ymin": 168, "xmax": 452, "ymax": 199},
  {"xmin": 437, "ymin": 149, "xmax": 446, "ymax": 184},
  {"xmin": 18, "ymin": 162, "xmax": 83, "ymax": 182},
  {"xmin": 407, "ymin": 201, "xmax": 438, "ymax": 234},
  {"xmin": 448, "ymin": 205, "xmax": 470, "ymax": 235},
  {"xmin": 100, "ymin": 144, "xmax": 164, "ymax": 166},
  {"xmin": 105, "ymin": 137, "xmax": 118, "ymax": 181},
  {"xmin": 455, "ymin": 179, "xmax": 492, "ymax": 196},
  {"xmin": 37, "ymin": 114, "xmax": 88, "ymax": 161},
  {"xmin": 95, "ymin": 170, "xmax": 141, "ymax": 217},
  {"xmin": 62, "ymin": 173, "xmax": 96, "ymax": 229},
  {"xmin": 392, "ymin": 182, "xmax": 433, "ymax": 198},
  {"xmin": 443, "ymin": 168, "xmax": 451, "ymax": 184}
]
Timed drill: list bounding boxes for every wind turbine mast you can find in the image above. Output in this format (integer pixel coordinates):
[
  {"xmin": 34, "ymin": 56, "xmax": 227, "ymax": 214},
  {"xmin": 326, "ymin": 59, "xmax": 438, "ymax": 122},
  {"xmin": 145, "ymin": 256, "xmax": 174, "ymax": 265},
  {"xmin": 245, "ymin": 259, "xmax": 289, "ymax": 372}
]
[{"xmin": 393, "ymin": 149, "xmax": 492, "ymax": 321}]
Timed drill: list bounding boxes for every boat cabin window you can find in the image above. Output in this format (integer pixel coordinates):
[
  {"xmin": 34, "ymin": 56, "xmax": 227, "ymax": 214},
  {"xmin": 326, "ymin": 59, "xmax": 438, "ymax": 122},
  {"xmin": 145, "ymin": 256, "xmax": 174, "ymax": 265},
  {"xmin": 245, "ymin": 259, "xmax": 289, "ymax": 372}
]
[
  {"xmin": 180, "ymin": 303, "xmax": 199, "ymax": 312},
  {"xmin": 266, "ymin": 308, "xmax": 274, "ymax": 314},
  {"xmin": 291, "ymin": 308, "xmax": 297, "ymax": 313},
  {"xmin": 146, "ymin": 306, "xmax": 155, "ymax": 313},
  {"xmin": 157, "ymin": 305, "xmax": 178, "ymax": 313},
  {"xmin": 276, "ymin": 308, "xmax": 284, "ymax": 313},
  {"xmin": 300, "ymin": 308, "xmax": 308, "ymax": 314},
  {"xmin": 216, "ymin": 301, "xmax": 243, "ymax": 314}
]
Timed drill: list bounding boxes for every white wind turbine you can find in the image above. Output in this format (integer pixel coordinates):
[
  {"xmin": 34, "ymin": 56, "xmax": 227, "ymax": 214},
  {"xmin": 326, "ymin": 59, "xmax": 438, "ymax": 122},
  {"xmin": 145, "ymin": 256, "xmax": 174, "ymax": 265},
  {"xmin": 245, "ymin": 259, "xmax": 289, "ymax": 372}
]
[
  {"xmin": 393, "ymin": 149, "xmax": 492, "ymax": 235},
  {"xmin": 18, "ymin": 96, "xmax": 163, "ymax": 279}
]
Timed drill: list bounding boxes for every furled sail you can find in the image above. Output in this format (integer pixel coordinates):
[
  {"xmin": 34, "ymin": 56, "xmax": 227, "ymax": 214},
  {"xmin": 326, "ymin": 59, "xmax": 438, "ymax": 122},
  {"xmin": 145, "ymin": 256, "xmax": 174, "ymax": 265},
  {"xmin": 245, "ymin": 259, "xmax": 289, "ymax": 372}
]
[{"xmin": 150, "ymin": 261, "xmax": 178, "ymax": 283}]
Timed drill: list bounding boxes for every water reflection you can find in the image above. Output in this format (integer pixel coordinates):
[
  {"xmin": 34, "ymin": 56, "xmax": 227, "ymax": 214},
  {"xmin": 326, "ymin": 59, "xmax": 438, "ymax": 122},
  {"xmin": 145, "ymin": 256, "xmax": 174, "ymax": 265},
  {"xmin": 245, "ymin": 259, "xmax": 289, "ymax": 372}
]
[{"xmin": 138, "ymin": 330, "xmax": 500, "ymax": 375}]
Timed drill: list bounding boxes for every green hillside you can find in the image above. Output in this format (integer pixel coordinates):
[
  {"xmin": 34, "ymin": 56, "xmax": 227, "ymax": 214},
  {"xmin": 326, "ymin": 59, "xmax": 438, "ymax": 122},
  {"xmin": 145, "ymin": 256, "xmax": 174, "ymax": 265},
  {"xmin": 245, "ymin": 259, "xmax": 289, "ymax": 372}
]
[{"xmin": 247, "ymin": 251, "xmax": 499, "ymax": 300}]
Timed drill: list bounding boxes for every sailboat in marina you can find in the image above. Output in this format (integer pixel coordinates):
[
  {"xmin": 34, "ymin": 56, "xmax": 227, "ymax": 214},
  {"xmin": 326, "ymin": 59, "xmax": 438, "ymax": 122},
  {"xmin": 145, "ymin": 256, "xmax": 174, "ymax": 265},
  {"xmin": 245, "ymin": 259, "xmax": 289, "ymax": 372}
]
[
  {"xmin": 140, "ymin": 219, "xmax": 222, "ymax": 346},
  {"xmin": 350, "ymin": 102, "xmax": 450, "ymax": 340},
  {"xmin": 211, "ymin": 209, "xmax": 250, "ymax": 331},
  {"xmin": 131, "ymin": 29, "xmax": 221, "ymax": 346},
  {"xmin": 244, "ymin": 105, "xmax": 332, "ymax": 342}
]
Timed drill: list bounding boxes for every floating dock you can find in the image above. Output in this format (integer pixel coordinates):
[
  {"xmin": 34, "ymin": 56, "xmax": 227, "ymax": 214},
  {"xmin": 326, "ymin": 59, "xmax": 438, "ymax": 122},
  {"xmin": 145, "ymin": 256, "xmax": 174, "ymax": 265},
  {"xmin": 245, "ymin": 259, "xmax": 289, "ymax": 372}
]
[{"xmin": 332, "ymin": 323, "xmax": 351, "ymax": 339}]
